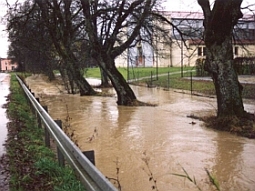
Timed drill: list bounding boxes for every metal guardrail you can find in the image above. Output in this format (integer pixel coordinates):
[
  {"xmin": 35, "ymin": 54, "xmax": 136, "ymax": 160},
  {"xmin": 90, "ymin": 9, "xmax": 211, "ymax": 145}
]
[{"xmin": 16, "ymin": 75, "xmax": 118, "ymax": 191}]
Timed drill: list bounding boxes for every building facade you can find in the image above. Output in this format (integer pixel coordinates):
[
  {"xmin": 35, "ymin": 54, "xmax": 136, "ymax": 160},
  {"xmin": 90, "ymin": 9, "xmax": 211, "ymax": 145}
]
[
  {"xmin": 115, "ymin": 11, "xmax": 255, "ymax": 67},
  {"xmin": 0, "ymin": 58, "xmax": 18, "ymax": 72}
]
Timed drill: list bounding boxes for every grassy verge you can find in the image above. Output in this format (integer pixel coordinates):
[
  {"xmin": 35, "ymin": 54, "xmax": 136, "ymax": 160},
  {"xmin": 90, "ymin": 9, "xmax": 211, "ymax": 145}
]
[
  {"xmin": 84, "ymin": 67, "xmax": 254, "ymax": 99},
  {"xmin": 6, "ymin": 73, "xmax": 85, "ymax": 191},
  {"xmin": 55, "ymin": 66, "xmax": 255, "ymax": 99},
  {"xmin": 151, "ymin": 73, "xmax": 255, "ymax": 99}
]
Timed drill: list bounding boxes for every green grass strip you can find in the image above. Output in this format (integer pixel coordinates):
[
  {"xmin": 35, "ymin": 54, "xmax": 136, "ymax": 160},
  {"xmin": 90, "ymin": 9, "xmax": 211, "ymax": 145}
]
[{"xmin": 6, "ymin": 73, "xmax": 85, "ymax": 191}]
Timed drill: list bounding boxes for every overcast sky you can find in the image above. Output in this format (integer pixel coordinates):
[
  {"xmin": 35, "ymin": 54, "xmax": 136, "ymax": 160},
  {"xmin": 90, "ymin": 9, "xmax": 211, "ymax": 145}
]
[
  {"xmin": 0, "ymin": 0, "xmax": 255, "ymax": 58},
  {"xmin": 162, "ymin": 0, "xmax": 255, "ymax": 12}
]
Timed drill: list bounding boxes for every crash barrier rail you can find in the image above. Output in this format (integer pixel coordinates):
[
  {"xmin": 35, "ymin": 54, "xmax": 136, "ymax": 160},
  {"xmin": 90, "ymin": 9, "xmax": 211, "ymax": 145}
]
[{"xmin": 16, "ymin": 75, "xmax": 118, "ymax": 191}]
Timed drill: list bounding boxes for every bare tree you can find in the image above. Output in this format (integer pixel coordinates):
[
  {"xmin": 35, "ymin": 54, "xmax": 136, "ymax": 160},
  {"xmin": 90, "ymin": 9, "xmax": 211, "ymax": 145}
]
[
  {"xmin": 35, "ymin": 0, "xmax": 96, "ymax": 95},
  {"xmin": 80, "ymin": 0, "xmax": 163, "ymax": 105}
]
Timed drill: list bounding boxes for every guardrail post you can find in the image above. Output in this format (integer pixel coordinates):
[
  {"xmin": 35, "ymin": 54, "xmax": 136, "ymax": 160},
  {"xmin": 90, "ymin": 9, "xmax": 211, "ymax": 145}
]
[
  {"xmin": 43, "ymin": 106, "xmax": 51, "ymax": 148},
  {"xmin": 168, "ymin": 71, "xmax": 170, "ymax": 90},
  {"xmin": 29, "ymin": 92, "xmax": 36, "ymax": 114},
  {"xmin": 36, "ymin": 98, "xmax": 42, "ymax": 128},
  {"xmin": 55, "ymin": 120, "xmax": 65, "ymax": 167},
  {"xmin": 83, "ymin": 150, "xmax": 95, "ymax": 165}
]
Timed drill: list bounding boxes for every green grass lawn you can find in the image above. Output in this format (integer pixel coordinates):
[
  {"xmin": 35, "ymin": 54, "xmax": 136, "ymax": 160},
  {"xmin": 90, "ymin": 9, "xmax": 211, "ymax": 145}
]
[
  {"xmin": 84, "ymin": 66, "xmax": 194, "ymax": 80},
  {"xmin": 83, "ymin": 66, "xmax": 254, "ymax": 99}
]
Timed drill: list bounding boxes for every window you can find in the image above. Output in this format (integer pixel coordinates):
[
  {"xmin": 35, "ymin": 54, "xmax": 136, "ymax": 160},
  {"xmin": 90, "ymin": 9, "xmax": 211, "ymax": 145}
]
[
  {"xmin": 198, "ymin": 47, "xmax": 206, "ymax": 56},
  {"xmin": 234, "ymin": 47, "xmax": 239, "ymax": 56},
  {"xmin": 198, "ymin": 47, "xmax": 202, "ymax": 56}
]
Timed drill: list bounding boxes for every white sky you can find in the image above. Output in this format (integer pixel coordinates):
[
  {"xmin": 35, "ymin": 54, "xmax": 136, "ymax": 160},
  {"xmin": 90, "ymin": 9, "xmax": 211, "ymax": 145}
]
[
  {"xmin": 0, "ymin": 0, "xmax": 254, "ymax": 58},
  {"xmin": 162, "ymin": 0, "xmax": 255, "ymax": 12}
]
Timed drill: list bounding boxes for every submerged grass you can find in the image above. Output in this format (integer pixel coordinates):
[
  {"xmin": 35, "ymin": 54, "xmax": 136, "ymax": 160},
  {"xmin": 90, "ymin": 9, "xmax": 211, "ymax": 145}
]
[
  {"xmin": 203, "ymin": 114, "xmax": 255, "ymax": 138},
  {"xmin": 6, "ymin": 73, "xmax": 85, "ymax": 191},
  {"xmin": 172, "ymin": 167, "xmax": 221, "ymax": 191}
]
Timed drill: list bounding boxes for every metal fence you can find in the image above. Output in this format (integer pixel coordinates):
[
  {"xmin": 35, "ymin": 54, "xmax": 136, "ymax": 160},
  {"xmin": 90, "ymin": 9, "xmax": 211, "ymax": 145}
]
[{"xmin": 16, "ymin": 75, "xmax": 118, "ymax": 191}]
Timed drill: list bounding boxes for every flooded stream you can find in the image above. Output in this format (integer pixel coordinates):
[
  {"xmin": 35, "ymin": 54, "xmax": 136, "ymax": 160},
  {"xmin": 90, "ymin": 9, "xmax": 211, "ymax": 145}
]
[{"xmin": 26, "ymin": 74, "xmax": 255, "ymax": 191}]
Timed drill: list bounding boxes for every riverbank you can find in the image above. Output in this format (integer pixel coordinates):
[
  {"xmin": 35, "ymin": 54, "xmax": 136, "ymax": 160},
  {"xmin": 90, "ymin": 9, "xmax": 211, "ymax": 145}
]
[{"xmin": 2, "ymin": 74, "xmax": 85, "ymax": 191}]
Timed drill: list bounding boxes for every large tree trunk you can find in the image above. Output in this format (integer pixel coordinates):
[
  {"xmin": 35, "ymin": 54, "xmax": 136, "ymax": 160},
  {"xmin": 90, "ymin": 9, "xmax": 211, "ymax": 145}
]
[
  {"xmin": 198, "ymin": 0, "xmax": 245, "ymax": 118},
  {"xmin": 59, "ymin": 67, "xmax": 72, "ymax": 94},
  {"xmin": 67, "ymin": 56, "xmax": 97, "ymax": 96},
  {"xmin": 108, "ymin": 65, "xmax": 137, "ymax": 105},
  {"xmin": 100, "ymin": 67, "xmax": 110, "ymax": 87},
  {"xmin": 205, "ymin": 36, "xmax": 244, "ymax": 117},
  {"xmin": 98, "ymin": 55, "xmax": 137, "ymax": 105}
]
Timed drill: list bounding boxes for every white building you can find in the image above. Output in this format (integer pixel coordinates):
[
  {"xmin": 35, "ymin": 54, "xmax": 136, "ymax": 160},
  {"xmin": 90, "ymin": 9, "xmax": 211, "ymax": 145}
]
[{"xmin": 115, "ymin": 11, "xmax": 255, "ymax": 68}]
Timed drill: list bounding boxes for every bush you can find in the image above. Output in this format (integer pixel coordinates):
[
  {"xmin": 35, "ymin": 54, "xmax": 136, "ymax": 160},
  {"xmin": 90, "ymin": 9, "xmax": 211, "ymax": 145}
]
[
  {"xmin": 195, "ymin": 58, "xmax": 209, "ymax": 77},
  {"xmin": 234, "ymin": 57, "xmax": 255, "ymax": 75}
]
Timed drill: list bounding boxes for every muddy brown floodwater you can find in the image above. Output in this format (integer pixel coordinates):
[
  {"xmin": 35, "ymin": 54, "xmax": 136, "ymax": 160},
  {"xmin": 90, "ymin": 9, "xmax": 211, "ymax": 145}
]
[{"xmin": 26, "ymin": 74, "xmax": 255, "ymax": 191}]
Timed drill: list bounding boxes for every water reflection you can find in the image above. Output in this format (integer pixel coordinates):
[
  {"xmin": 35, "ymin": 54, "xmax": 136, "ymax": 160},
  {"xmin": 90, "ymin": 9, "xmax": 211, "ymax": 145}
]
[{"xmin": 26, "ymin": 75, "xmax": 255, "ymax": 191}]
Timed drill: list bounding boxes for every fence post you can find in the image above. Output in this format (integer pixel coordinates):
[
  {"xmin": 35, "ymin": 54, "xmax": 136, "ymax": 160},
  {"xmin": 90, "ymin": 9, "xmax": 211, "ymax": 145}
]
[
  {"xmin": 168, "ymin": 71, "xmax": 170, "ymax": 90},
  {"xmin": 151, "ymin": 71, "xmax": 153, "ymax": 85},
  {"xmin": 191, "ymin": 71, "xmax": 193, "ymax": 94},
  {"xmin": 55, "ymin": 120, "xmax": 65, "ymax": 167}
]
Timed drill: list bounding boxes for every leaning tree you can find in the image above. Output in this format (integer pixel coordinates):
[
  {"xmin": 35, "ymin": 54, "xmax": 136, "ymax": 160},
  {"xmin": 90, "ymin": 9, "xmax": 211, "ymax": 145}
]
[
  {"xmin": 80, "ymin": 0, "xmax": 161, "ymax": 105},
  {"xmin": 198, "ymin": 0, "xmax": 246, "ymax": 117}
]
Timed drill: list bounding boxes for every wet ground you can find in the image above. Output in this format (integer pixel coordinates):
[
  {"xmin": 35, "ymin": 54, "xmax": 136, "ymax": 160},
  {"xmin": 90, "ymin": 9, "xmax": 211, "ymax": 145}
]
[
  {"xmin": 0, "ymin": 73, "xmax": 9, "ymax": 155},
  {"xmin": 26, "ymin": 74, "xmax": 255, "ymax": 191},
  {"xmin": 0, "ymin": 73, "xmax": 10, "ymax": 191}
]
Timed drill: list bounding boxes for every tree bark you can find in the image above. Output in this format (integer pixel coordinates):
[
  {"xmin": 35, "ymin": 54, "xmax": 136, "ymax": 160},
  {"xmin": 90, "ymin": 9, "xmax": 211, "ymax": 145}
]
[
  {"xmin": 198, "ymin": 0, "xmax": 245, "ymax": 117},
  {"xmin": 98, "ymin": 55, "xmax": 137, "ymax": 105},
  {"xmin": 66, "ymin": 54, "xmax": 96, "ymax": 95},
  {"xmin": 206, "ymin": 36, "xmax": 244, "ymax": 117},
  {"xmin": 100, "ymin": 67, "xmax": 110, "ymax": 87}
]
